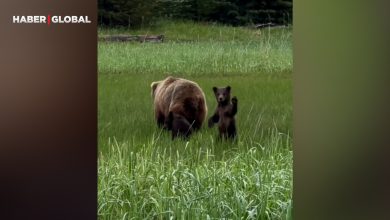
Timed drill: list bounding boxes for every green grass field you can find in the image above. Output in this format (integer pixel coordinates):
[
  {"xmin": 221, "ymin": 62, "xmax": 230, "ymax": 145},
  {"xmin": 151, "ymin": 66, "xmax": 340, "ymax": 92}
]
[{"xmin": 98, "ymin": 20, "xmax": 292, "ymax": 219}]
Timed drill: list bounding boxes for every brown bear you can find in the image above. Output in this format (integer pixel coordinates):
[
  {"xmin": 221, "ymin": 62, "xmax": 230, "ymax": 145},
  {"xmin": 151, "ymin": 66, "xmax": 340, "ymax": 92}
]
[
  {"xmin": 151, "ymin": 76, "xmax": 207, "ymax": 139},
  {"xmin": 208, "ymin": 86, "xmax": 238, "ymax": 140}
]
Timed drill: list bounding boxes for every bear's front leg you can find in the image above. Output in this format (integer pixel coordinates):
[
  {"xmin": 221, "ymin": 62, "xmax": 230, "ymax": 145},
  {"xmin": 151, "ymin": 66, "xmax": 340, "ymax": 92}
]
[
  {"xmin": 156, "ymin": 110, "xmax": 166, "ymax": 128},
  {"xmin": 231, "ymin": 96, "xmax": 238, "ymax": 116},
  {"xmin": 208, "ymin": 114, "xmax": 219, "ymax": 128}
]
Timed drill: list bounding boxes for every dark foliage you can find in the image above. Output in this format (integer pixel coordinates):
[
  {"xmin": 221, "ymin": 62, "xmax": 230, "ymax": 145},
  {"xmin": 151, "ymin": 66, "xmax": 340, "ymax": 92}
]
[{"xmin": 98, "ymin": 0, "xmax": 292, "ymax": 27}]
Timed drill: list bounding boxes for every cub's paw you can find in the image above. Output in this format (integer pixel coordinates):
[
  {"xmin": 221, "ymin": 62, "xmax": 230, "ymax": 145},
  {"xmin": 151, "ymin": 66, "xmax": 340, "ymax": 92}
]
[
  {"xmin": 208, "ymin": 118, "xmax": 214, "ymax": 128},
  {"xmin": 232, "ymin": 96, "xmax": 238, "ymax": 104}
]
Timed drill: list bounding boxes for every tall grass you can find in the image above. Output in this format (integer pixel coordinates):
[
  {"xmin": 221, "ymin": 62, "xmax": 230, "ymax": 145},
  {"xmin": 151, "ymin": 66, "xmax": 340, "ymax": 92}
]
[
  {"xmin": 98, "ymin": 20, "xmax": 292, "ymax": 219},
  {"xmin": 99, "ymin": 20, "xmax": 292, "ymax": 76},
  {"xmin": 99, "ymin": 129, "xmax": 292, "ymax": 219},
  {"xmin": 99, "ymin": 41, "xmax": 291, "ymax": 76}
]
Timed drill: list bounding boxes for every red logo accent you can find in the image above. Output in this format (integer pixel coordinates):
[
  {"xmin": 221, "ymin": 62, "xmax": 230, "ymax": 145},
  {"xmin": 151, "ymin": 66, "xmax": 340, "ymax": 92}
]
[{"xmin": 48, "ymin": 14, "xmax": 51, "ymax": 26}]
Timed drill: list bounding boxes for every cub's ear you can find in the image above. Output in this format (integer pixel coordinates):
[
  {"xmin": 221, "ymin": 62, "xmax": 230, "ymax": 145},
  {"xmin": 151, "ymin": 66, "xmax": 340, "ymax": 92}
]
[
  {"xmin": 212, "ymin": 87, "xmax": 218, "ymax": 93},
  {"xmin": 151, "ymin": 82, "xmax": 159, "ymax": 97},
  {"xmin": 226, "ymin": 86, "xmax": 231, "ymax": 92}
]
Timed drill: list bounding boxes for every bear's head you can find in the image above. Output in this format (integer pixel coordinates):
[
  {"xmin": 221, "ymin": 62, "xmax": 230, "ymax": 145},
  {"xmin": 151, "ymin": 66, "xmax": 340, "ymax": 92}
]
[
  {"xmin": 166, "ymin": 112, "xmax": 193, "ymax": 140},
  {"xmin": 212, "ymin": 86, "xmax": 231, "ymax": 105}
]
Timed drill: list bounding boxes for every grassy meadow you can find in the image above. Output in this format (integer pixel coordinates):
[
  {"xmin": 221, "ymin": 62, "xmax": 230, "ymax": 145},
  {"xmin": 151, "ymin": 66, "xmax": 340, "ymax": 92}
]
[{"xmin": 98, "ymin": 20, "xmax": 292, "ymax": 219}]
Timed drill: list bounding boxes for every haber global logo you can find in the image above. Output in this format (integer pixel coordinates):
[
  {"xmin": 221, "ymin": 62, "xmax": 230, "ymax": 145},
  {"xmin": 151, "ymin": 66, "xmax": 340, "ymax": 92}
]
[{"xmin": 12, "ymin": 15, "xmax": 91, "ymax": 26}]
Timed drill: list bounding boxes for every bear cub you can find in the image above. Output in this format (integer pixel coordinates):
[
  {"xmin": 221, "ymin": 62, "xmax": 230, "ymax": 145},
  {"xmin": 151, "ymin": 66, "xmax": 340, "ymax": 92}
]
[
  {"xmin": 208, "ymin": 86, "xmax": 238, "ymax": 140},
  {"xmin": 165, "ymin": 111, "xmax": 193, "ymax": 140}
]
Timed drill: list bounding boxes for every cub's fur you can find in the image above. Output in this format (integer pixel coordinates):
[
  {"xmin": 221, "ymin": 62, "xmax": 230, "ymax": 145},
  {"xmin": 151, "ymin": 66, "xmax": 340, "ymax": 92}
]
[{"xmin": 208, "ymin": 86, "xmax": 238, "ymax": 140}]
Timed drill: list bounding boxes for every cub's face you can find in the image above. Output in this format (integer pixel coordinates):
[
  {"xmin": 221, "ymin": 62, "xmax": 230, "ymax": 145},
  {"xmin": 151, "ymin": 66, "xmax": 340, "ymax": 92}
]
[{"xmin": 212, "ymin": 86, "xmax": 231, "ymax": 104}]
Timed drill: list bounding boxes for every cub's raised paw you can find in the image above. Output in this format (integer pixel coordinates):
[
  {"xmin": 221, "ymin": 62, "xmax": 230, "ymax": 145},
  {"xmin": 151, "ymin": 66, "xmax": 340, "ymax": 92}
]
[
  {"xmin": 232, "ymin": 96, "xmax": 238, "ymax": 104},
  {"xmin": 208, "ymin": 118, "xmax": 214, "ymax": 128}
]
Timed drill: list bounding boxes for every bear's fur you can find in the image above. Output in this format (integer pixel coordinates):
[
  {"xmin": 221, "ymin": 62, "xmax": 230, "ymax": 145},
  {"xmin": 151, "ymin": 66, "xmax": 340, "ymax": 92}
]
[
  {"xmin": 208, "ymin": 86, "xmax": 238, "ymax": 140},
  {"xmin": 165, "ymin": 112, "xmax": 193, "ymax": 140},
  {"xmin": 151, "ymin": 76, "xmax": 207, "ymax": 139}
]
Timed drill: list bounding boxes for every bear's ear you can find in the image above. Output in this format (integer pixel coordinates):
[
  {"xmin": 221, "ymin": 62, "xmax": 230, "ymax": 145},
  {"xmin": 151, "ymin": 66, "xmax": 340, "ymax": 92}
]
[
  {"xmin": 150, "ymin": 82, "xmax": 159, "ymax": 97},
  {"xmin": 226, "ymin": 86, "xmax": 231, "ymax": 92},
  {"xmin": 212, "ymin": 87, "xmax": 218, "ymax": 93}
]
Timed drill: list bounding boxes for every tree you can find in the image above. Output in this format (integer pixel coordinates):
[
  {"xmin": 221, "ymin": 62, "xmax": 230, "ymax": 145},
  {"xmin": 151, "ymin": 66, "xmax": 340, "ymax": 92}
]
[
  {"xmin": 98, "ymin": 0, "xmax": 293, "ymax": 27},
  {"xmin": 98, "ymin": 0, "xmax": 158, "ymax": 27}
]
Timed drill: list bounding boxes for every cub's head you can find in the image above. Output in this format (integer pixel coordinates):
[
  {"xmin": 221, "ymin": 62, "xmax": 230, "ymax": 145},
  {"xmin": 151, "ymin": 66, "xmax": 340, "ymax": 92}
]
[{"xmin": 212, "ymin": 86, "xmax": 231, "ymax": 104}]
